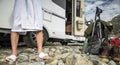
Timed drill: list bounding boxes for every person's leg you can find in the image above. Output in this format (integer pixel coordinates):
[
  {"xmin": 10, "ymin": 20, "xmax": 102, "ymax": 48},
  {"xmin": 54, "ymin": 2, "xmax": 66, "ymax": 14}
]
[
  {"xmin": 36, "ymin": 31, "xmax": 43, "ymax": 54},
  {"xmin": 6, "ymin": 32, "xmax": 19, "ymax": 62},
  {"xmin": 36, "ymin": 31, "xmax": 48, "ymax": 59},
  {"xmin": 11, "ymin": 32, "xmax": 19, "ymax": 55}
]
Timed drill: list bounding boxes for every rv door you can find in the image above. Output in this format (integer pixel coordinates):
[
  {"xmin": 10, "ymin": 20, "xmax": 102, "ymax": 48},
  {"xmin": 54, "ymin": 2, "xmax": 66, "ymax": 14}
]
[{"xmin": 73, "ymin": 0, "xmax": 85, "ymax": 36}]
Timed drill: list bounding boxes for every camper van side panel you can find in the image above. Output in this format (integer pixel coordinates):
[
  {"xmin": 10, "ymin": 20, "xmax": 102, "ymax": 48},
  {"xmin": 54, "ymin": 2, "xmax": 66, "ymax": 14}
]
[
  {"xmin": 0, "ymin": 0, "xmax": 15, "ymax": 29},
  {"xmin": 42, "ymin": 0, "xmax": 67, "ymax": 39}
]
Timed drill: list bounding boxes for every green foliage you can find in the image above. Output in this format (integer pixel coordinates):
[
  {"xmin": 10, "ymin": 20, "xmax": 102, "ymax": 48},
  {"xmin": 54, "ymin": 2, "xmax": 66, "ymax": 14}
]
[{"xmin": 110, "ymin": 14, "xmax": 120, "ymax": 36}]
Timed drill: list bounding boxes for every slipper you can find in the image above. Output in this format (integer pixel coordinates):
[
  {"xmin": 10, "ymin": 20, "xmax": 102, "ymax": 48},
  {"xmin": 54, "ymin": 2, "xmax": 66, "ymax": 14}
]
[
  {"xmin": 39, "ymin": 52, "xmax": 49, "ymax": 59},
  {"xmin": 6, "ymin": 55, "xmax": 17, "ymax": 62}
]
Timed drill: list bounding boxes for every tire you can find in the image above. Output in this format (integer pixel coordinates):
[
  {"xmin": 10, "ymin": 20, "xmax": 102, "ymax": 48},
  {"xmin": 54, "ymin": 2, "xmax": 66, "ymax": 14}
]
[
  {"xmin": 60, "ymin": 41, "xmax": 68, "ymax": 45},
  {"xmin": 23, "ymin": 29, "xmax": 49, "ymax": 47},
  {"xmin": 42, "ymin": 29, "xmax": 49, "ymax": 45}
]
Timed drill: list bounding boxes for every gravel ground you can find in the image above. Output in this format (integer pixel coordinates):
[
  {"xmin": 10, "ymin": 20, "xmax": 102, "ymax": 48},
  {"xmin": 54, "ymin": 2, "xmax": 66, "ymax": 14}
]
[{"xmin": 0, "ymin": 42, "xmax": 119, "ymax": 65}]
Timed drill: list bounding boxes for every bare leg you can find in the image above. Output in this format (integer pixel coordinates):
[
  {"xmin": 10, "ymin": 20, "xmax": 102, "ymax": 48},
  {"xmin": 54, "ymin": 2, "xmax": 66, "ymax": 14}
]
[
  {"xmin": 36, "ymin": 31, "xmax": 43, "ymax": 54},
  {"xmin": 36, "ymin": 31, "xmax": 48, "ymax": 59},
  {"xmin": 11, "ymin": 32, "xmax": 19, "ymax": 55}
]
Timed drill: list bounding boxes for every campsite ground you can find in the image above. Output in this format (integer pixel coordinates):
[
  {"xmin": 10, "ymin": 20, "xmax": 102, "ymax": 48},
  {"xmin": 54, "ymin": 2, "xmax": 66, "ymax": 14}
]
[{"xmin": 0, "ymin": 42, "xmax": 119, "ymax": 65}]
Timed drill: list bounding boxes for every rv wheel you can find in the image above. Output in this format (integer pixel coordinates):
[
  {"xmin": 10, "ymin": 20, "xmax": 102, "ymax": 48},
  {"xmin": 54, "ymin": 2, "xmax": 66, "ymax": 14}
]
[
  {"xmin": 23, "ymin": 29, "xmax": 49, "ymax": 47},
  {"xmin": 60, "ymin": 42, "xmax": 68, "ymax": 45}
]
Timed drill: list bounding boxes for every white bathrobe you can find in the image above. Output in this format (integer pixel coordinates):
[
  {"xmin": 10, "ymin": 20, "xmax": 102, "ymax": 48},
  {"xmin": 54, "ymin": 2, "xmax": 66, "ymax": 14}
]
[{"xmin": 12, "ymin": 0, "xmax": 43, "ymax": 32}]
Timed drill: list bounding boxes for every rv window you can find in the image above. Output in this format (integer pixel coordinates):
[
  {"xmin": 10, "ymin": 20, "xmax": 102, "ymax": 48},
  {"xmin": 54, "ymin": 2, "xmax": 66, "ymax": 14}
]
[
  {"xmin": 76, "ymin": 0, "xmax": 81, "ymax": 17},
  {"xmin": 52, "ymin": 0, "xmax": 66, "ymax": 9}
]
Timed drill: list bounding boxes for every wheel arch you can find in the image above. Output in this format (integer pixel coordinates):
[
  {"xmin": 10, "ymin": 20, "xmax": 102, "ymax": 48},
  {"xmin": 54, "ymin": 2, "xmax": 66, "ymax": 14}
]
[{"xmin": 43, "ymin": 27, "xmax": 49, "ymax": 39}]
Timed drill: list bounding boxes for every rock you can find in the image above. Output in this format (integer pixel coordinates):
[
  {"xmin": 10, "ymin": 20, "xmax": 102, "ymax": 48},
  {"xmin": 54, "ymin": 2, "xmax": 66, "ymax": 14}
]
[
  {"xmin": 92, "ymin": 60, "xmax": 99, "ymax": 65},
  {"xmin": 58, "ymin": 60, "xmax": 65, "ymax": 65},
  {"xmin": 108, "ymin": 60, "xmax": 117, "ymax": 65},
  {"xmin": 45, "ymin": 57, "xmax": 54, "ymax": 64},
  {"xmin": 16, "ymin": 62, "xmax": 29, "ymax": 65},
  {"xmin": 28, "ymin": 54, "xmax": 39, "ymax": 62},
  {"xmin": 65, "ymin": 54, "xmax": 74, "ymax": 65},
  {"xmin": 28, "ymin": 62, "xmax": 44, "ymax": 65},
  {"xmin": 99, "ymin": 60, "xmax": 108, "ymax": 65},
  {"xmin": 49, "ymin": 47, "xmax": 57, "ymax": 52},
  {"xmin": 55, "ymin": 49, "xmax": 61, "ymax": 56},
  {"xmin": 74, "ymin": 54, "xmax": 93, "ymax": 65},
  {"xmin": 17, "ymin": 53, "xmax": 29, "ymax": 62},
  {"xmin": 0, "ymin": 55, "xmax": 6, "ymax": 61},
  {"xmin": 43, "ymin": 47, "xmax": 50, "ymax": 53},
  {"xmin": 89, "ymin": 55, "xmax": 101, "ymax": 61},
  {"xmin": 59, "ymin": 53, "xmax": 70, "ymax": 62},
  {"xmin": 0, "ymin": 61, "xmax": 11, "ymax": 65},
  {"xmin": 49, "ymin": 51, "xmax": 55, "ymax": 57},
  {"xmin": 25, "ymin": 48, "xmax": 36, "ymax": 53},
  {"xmin": 101, "ymin": 58, "xmax": 109, "ymax": 63},
  {"xmin": 50, "ymin": 59, "xmax": 58, "ymax": 65},
  {"xmin": 89, "ymin": 54, "xmax": 112, "ymax": 65},
  {"xmin": 1, "ymin": 43, "xmax": 119, "ymax": 65},
  {"xmin": 46, "ymin": 59, "xmax": 58, "ymax": 65}
]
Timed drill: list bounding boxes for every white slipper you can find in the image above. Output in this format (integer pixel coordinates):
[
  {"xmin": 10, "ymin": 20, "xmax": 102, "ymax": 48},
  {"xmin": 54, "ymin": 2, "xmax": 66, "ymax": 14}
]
[
  {"xmin": 39, "ymin": 52, "xmax": 49, "ymax": 59},
  {"xmin": 6, "ymin": 55, "xmax": 17, "ymax": 62}
]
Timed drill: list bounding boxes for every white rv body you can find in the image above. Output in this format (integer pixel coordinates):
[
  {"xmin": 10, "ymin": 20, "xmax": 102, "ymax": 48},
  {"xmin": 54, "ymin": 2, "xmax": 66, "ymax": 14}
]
[{"xmin": 0, "ymin": 0, "xmax": 85, "ymax": 43}]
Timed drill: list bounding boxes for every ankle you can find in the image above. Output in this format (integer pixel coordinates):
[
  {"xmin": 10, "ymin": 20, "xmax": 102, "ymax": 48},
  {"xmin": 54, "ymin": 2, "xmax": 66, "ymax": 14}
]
[{"xmin": 12, "ymin": 52, "xmax": 17, "ymax": 56}]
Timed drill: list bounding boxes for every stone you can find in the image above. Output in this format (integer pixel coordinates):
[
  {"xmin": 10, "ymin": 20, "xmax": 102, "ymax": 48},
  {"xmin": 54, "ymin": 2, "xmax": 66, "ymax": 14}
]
[
  {"xmin": 17, "ymin": 53, "xmax": 29, "ymax": 62},
  {"xmin": 65, "ymin": 54, "xmax": 74, "ymax": 65},
  {"xmin": 16, "ymin": 62, "xmax": 29, "ymax": 65},
  {"xmin": 45, "ymin": 57, "xmax": 54, "ymax": 64},
  {"xmin": 59, "ymin": 53, "xmax": 70, "ymax": 62},
  {"xmin": 28, "ymin": 62, "xmax": 44, "ymax": 65},
  {"xmin": 54, "ymin": 49, "xmax": 61, "ymax": 56},
  {"xmin": 108, "ymin": 60, "xmax": 117, "ymax": 65},
  {"xmin": 101, "ymin": 58, "xmax": 109, "ymax": 63},
  {"xmin": 49, "ymin": 51, "xmax": 55, "ymax": 57},
  {"xmin": 1, "ymin": 43, "xmax": 118, "ymax": 65},
  {"xmin": 28, "ymin": 54, "xmax": 38, "ymax": 62},
  {"xmin": 50, "ymin": 59, "xmax": 58, "ymax": 65},
  {"xmin": 58, "ymin": 60, "xmax": 65, "ymax": 65},
  {"xmin": 74, "ymin": 54, "xmax": 93, "ymax": 65}
]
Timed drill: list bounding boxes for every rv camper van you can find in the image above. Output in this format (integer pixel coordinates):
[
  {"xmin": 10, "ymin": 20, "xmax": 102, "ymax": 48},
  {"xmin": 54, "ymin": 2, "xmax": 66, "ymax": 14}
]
[{"xmin": 0, "ymin": 0, "xmax": 85, "ymax": 46}]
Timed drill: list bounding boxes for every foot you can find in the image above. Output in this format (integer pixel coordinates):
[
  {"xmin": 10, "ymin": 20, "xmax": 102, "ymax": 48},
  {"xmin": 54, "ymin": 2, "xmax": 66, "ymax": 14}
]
[
  {"xmin": 39, "ymin": 52, "xmax": 49, "ymax": 59},
  {"xmin": 6, "ymin": 55, "xmax": 17, "ymax": 62}
]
